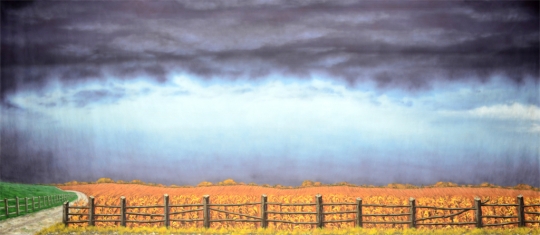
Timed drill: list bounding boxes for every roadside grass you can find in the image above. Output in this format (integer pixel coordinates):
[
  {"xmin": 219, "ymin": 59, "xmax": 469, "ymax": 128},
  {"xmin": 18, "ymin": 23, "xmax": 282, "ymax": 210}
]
[
  {"xmin": 37, "ymin": 223, "xmax": 540, "ymax": 235},
  {"xmin": 0, "ymin": 181, "xmax": 78, "ymax": 221}
]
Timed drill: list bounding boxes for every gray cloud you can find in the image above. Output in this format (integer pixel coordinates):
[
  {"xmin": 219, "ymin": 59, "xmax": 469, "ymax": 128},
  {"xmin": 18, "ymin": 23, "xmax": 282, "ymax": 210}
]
[
  {"xmin": 1, "ymin": 1, "xmax": 538, "ymax": 102},
  {"xmin": 71, "ymin": 88, "xmax": 125, "ymax": 107}
]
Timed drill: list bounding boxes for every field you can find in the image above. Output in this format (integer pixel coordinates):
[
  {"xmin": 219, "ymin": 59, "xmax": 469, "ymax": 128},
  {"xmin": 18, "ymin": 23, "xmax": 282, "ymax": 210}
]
[
  {"xmin": 58, "ymin": 183, "xmax": 540, "ymax": 198},
  {"xmin": 0, "ymin": 182, "xmax": 78, "ymax": 221},
  {"xmin": 57, "ymin": 183, "xmax": 540, "ymax": 233}
]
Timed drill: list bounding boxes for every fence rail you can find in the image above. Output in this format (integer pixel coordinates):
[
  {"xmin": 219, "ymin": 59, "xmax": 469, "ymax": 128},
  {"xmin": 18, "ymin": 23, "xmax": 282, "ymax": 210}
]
[
  {"xmin": 63, "ymin": 194, "xmax": 540, "ymax": 229},
  {"xmin": 1, "ymin": 194, "xmax": 72, "ymax": 219}
]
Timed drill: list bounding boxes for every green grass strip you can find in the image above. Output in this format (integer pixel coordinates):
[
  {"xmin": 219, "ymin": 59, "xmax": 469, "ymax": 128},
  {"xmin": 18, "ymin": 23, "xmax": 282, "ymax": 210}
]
[{"xmin": 0, "ymin": 182, "xmax": 78, "ymax": 221}]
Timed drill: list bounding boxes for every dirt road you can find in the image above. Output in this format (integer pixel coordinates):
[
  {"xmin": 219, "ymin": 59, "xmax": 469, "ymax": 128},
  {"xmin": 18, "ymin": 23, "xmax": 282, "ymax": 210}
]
[{"xmin": 0, "ymin": 190, "xmax": 87, "ymax": 235}]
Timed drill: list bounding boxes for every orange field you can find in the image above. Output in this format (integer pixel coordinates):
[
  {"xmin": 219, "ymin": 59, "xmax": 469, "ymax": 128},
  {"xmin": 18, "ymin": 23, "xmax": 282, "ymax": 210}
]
[
  {"xmin": 59, "ymin": 183, "xmax": 540, "ymax": 198},
  {"xmin": 60, "ymin": 184, "xmax": 540, "ymax": 230}
]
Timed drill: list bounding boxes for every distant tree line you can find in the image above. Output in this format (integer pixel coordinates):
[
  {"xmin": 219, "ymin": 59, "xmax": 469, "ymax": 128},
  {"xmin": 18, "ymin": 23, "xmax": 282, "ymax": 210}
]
[{"xmin": 54, "ymin": 178, "xmax": 538, "ymax": 191}]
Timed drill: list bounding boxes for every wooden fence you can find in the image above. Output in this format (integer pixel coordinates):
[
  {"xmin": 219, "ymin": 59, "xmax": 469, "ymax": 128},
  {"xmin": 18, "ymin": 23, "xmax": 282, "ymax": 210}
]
[
  {"xmin": 63, "ymin": 194, "xmax": 540, "ymax": 229},
  {"xmin": 0, "ymin": 194, "xmax": 71, "ymax": 219}
]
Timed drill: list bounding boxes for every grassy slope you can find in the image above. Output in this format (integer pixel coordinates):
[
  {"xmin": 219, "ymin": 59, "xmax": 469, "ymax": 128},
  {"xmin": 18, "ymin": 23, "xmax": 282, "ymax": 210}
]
[
  {"xmin": 0, "ymin": 181, "xmax": 74, "ymax": 198},
  {"xmin": 0, "ymin": 181, "xmax": 78, "ymax": 220}
]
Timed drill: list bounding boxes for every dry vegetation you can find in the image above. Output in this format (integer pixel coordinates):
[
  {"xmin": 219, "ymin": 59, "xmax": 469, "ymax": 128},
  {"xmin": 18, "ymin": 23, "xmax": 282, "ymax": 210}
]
[
  {"xmin": 58, "ymin": 180, "xmax": 540, "ymax": 232},
  {"xmin": 58, "ymin": 179, "xmax": 540, "ymax": 198}
]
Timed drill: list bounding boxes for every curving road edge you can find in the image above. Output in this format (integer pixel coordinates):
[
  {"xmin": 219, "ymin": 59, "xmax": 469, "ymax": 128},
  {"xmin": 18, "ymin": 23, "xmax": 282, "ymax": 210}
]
[{"xmin": 0, "ymin": 190, "xmax": 88, "ymax": 235}]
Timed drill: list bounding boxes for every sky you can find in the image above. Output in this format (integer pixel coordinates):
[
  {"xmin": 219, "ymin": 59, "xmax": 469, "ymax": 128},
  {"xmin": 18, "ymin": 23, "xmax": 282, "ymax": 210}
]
[{"xmin": 1, "ymin": 1, "xmax": 539, "ymax": 187}]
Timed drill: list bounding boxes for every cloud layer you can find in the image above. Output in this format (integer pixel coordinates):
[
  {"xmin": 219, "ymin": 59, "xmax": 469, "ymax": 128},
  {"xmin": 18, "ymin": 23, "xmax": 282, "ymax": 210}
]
[{"xmin": 2, "ymin": 1, "xmax": 538, "ymax": 102}]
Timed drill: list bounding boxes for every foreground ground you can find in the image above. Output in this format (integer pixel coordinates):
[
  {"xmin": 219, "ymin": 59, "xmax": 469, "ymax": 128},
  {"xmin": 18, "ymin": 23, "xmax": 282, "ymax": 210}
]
[
  {"xmin": 0, "ymin": 191, "xmax": 87, "ymax": 235},
  {"xmin": 36, "ymin": 224, "xmax": 540, "ymax": 235}
]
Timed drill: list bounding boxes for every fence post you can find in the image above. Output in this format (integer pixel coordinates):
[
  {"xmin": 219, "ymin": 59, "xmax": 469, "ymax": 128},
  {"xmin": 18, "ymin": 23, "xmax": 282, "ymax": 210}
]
[
  {"xmin": 25, "ymin": 197, "xmax": 28, "ymax": 213},
  {"xmin": 32, "ymin": 197, "xmax": 35, "ymax": 212},
  {"xmin": 517, "ymin": 195, "xmax": 525, "ymax": 227},
  {"xmin": 316, "ymin": 194, "xmax": 323, "ymax": 228},
  {"xmin": 164, "ymin": 194, "xmax": 169, "ymax": 228},
  {"xmin": 203, "ymin": 195, "xmax": 210, "ymax": 228},
  {"xmin": 356, "ymin": 197, "xmax": 363, "ymax": 227},
  {"xmin": 474, "ymin": 197, "xmax": 482, "ymax": 228},
  {"xmin": 120, "ymin": 196, "xmax": 126, "ymax": 227},
  {"xmin": 261, "ymin": 194, "xmax": 268, "ymax": 228},
  {"xmin": 15, "ymin": 197, "xmax": 19, "ymax": 216},
  {"xmin": 409, "ymin": 197, "xmax": 416, "ymax": 228},
  {"xmin": 4, "ymin": 199, "xmax": 8, "ymax": 218},
  {"xmin": 63, "ymin": 201, "xmax": 69, "ymax": 226},
  {"xmin": 89, "ymin": 196, "xmax": 95, "ymax": 226}
]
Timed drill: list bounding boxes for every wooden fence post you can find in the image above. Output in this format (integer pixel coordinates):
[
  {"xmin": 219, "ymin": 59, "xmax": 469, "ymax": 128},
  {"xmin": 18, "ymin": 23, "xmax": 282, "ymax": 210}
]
[
  {"xmin": 25, "ymin": 197, "xmax": 28, "ymax": 213},
  {"xmin": 316, "ymin": 194, "xmax": 323, "ymax": 228},
  {"xmin": 517, "ymin": 195, "xmax": 525, "ymax": 227},
  {"xmin": 120, "ymin": 196, "xmax": 126, "ymax": 227},
  {"xmin": 32, "ymin": 197, "xmax": 35, "ymax": 212},
  {"xmin": 356, "ymin": 197, "xmax": 363, "ymax": 227},
  {"xmin": 15, "ymin": 197, "xmax": 19, "ymax": 216},
  {"xmin": 164, "ymin": 194, "xmax": 170, "ymax": 228},
  {"xmin": 474, "ymin": 197, "xmax": 482, "ymax": 228},
  {"xmin": 4, "ymin": 199, "xmax": 8, "ymax": 218},
  {"xmin": 261, "ymin": 194, "xmax": 268, "ymax": 228},
  {"xmin": 203, "ymin": 195, "xmax": 210, "ymax": 228},
  {"xmin": 63, "ymin": 202, "xmax": 69, "ymax": 226},
  {"xmin": 89, "ymin": 196, "xmax": 95, "ymax": 226},
  {"xmin": 409, "ymin": 197, "xmax": 416, "ymax": 228}
]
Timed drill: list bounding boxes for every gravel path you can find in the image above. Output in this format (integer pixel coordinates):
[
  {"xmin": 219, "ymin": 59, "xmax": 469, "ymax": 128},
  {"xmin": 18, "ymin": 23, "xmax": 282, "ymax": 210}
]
[{"xmin": 0, "ymin": 190, "xmax": 87, "ymax": 235}]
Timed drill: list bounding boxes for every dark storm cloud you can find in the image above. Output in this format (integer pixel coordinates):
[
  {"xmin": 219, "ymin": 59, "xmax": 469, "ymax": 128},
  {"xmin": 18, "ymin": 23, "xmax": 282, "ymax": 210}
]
[{"xmin": 1, "ymin": 0, "xmax": 538, "ymax": 100}]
